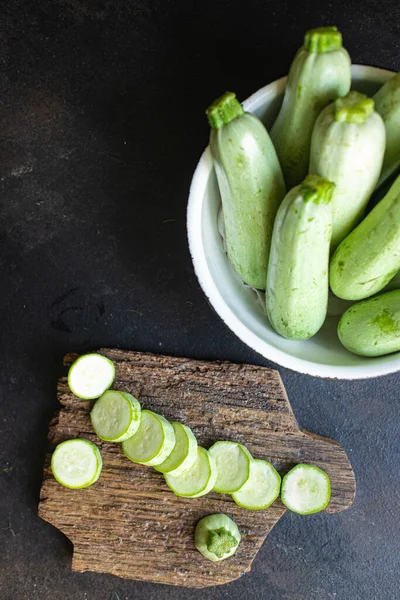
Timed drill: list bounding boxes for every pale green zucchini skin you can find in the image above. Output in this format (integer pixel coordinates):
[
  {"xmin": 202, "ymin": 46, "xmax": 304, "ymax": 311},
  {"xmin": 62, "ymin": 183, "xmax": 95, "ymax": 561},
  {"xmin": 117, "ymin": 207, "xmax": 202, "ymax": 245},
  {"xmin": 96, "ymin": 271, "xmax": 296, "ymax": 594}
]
[
  {"xmin": 373, "ymin": 72, "xmax": 400, "ymax": 187},
  {"xmin": 208, "ymin": 92, "xmax": 286, "ymax": 289},
  {"xmin": 384, "ymin": 270, "xmax": 400, "ymax": 292},
  {"xmin": 266, "ymin": 175, "xmax": 334, "ymax": 340},
  {"xmin": 310, "ymin": 91, "xmax": 385, "ymax": 249},
  {"xmin": 338, "ymin": 290, "xmax": 400, "ymax": 357},
  {"xmin": 330, "ymin": 175, "xmax": 400, "ymax": 301},
  {"xmin": 270, "ymin": 26, "xmax": 351, "ymax": 189}
]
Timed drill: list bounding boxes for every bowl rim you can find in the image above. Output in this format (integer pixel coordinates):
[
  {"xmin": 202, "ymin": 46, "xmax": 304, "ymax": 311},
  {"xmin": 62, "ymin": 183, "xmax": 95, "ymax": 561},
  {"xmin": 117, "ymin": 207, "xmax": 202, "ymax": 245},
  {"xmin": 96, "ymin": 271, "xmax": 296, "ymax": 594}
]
[{"xmin": 187, "ymin": 65, "xmax": 399, "ymax": 379}]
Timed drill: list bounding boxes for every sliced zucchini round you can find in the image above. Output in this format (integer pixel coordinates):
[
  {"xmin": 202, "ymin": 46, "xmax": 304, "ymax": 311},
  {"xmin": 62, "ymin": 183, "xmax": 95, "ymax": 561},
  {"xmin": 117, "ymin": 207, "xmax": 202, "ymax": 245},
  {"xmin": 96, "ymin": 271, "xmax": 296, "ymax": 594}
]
[
  {"xmin": 232, "ymin": 459, "xmax": 281, "ymax": 510},
  {"xmin": 90, "ymin": 390, "xmax": 141, "ymax": 442},
  {"xmin": 51, "ymin": 439, "xmax": 102, "ymax": 489},
  {"xmin": 122, "ymin": 410, "xmax": 175, "ymax": 466},
  {"xmin": 208, "ymin": 441, "xmax": 252, "ymax": 493},
  {"xmin": 154, "ymin": 422, "xmax": 198, "ymax": 476},
  {"xmin": 281, "ymin": 464, "xmax": 331, "ymax": 515},
  {"xmin": 68, "ymin": 353, "xmax": 115, "ymax": 400},
  {"xmin": 164, "ymin": 447, "xmax": 217, "ymax": 498}
]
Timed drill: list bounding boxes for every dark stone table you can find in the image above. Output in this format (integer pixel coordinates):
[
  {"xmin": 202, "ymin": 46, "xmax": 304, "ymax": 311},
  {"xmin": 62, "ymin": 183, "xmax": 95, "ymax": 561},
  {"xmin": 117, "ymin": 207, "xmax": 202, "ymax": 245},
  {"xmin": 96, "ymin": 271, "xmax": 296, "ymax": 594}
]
[{"xmin": 1, "ymin": 1, "xmax": 399, "ymax": 598}]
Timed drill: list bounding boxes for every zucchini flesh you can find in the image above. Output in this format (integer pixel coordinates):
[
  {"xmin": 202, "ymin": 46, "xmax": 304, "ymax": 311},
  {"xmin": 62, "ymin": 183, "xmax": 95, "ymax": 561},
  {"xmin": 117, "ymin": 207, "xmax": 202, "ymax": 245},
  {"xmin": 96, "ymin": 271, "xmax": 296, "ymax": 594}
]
[
  {"xmin": 68, "ymin": 353, "xmax": 115, "ymax": 400},
  {"xmin": 90, "ymin": 390, "xmax": 141, "ymax": 442},
  {"xmin": 122, "ymin": 410, "xmax": 175, "ymax": 466},
  {"xmin": 208, "ymin": 441, "xmax": 252, "ymax": 493},
  {"xmin": 232, "ymin": 459, "xmax": 281, "ymax": 510},
  {"xmin": 51, "ymin": 439, "xmax": 102, "ymax": 489},
  {"xmin": 154, "ymin": 422, "xmax": 198, "ymax": 475},
  {"xmin": 164, "ymin": 447, "xmax": 217, "ymax": 497},
  {"xmin": 281, "ymin": 464, "xmax": 331, "ymax": 514}
]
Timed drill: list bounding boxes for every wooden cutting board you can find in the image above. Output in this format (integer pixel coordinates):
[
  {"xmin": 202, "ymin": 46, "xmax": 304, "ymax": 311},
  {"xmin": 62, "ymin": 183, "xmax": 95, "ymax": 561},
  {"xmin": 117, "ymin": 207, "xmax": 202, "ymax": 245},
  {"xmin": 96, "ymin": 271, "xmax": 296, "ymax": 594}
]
[{"xmin": 39, "ymin": 349, "xmax": 356, "ymax": 588}]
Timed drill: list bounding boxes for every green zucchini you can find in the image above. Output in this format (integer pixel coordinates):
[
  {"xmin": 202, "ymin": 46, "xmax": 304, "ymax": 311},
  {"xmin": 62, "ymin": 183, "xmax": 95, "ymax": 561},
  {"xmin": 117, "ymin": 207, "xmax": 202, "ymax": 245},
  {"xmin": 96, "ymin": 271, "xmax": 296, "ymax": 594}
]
[
  {"xmin": 373, "ymin": 72, "xmax": 400, "ymax": 187},
  {"xmin": 231, "ymin": 459, "xmax": 281, "ymax": 510},
  {"xmin": 330, "ymin": 174, "xmax": 400, "ymax": 300},
  {"xmin": 207, "ymin": 91, "xmax": 286, "ymax": 289},
  {"xmin": 266, "ymin": 175, "xmax": 334, "ymax": 340},
  {"xmin": 338, "ymin": 290, "xmax": 400, "ymax": 357},
  {"xmin": 310, "ymin": 91, "xmax": 385, "ymax": 249},
  {"xmin": 384, "ymin": 270, "xmax": 400, "ymax": 292},
  {"xmin": 270, "ymin": 26, "xmax": 351, "ymax": 189}
]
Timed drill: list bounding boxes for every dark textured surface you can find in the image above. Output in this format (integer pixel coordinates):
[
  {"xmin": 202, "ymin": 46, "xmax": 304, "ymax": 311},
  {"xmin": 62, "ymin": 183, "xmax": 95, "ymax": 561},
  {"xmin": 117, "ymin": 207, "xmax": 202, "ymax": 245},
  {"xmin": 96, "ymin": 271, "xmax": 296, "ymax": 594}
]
[{"xmin": 0, "ymin": 1, "xmax": 399, "ymax": 598}]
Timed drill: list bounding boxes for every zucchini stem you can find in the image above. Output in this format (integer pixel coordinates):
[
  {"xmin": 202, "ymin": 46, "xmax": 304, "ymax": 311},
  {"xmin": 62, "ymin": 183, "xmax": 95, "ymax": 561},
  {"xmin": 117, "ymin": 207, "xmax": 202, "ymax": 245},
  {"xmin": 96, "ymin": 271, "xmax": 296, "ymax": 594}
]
[
  {"xmin": 300, "ymin": 175, "xmax": 335, "ymax": 204},
  {"xmin": 206, "ymin": 92, "xmax": 244, "ymax": 129},
  {"xmin": 304, "ymin": 26, "xmax": 342, "ymax": 53},
  {"xmin": 207, "ymin": 528, "xmax": 239, "ymax": 559},
  {"xmin": 334, "ymin": 91, "xmax": 375, "ymax": 124}
]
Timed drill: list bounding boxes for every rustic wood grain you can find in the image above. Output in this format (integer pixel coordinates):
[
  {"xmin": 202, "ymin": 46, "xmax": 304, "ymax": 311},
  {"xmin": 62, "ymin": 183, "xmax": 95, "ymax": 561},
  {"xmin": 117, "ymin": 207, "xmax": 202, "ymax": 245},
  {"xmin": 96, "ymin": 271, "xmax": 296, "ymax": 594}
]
[{"xmin": 39, "ymin": 349, "xmax": 356, "ymax": 588}]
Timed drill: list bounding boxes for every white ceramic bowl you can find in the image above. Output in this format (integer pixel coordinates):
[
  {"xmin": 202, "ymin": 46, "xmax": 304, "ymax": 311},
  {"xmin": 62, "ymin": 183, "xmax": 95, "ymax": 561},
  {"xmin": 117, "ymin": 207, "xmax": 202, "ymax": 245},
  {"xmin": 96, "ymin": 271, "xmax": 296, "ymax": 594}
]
[{"xmin": 187, "ymin": 65, "xmax": 399, "ymax": 379}]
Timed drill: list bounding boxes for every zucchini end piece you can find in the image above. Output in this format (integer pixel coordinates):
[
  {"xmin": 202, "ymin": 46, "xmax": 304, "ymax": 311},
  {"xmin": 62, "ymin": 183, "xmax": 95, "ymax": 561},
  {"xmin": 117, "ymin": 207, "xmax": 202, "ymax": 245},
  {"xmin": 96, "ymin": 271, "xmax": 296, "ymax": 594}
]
[{"xmin": 195, "ymin": 514, "xmax": 241, "ymax": 562}]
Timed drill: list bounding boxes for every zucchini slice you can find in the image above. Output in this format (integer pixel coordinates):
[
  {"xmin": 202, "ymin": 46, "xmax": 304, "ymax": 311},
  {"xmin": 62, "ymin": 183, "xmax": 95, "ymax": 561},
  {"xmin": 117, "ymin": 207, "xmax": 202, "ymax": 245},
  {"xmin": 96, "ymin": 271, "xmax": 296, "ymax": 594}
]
[
  {"xmin": 208, "ymin": 441, "xmax": 252, "ymax": 493},
  {"xmin": 232, "ymin": 459, "xmax": 281, "ymax": 510},
  {"xmin": 122, "ymin": 410, "xmax": 175, "ymax": 466},
  {"xmin": 51, "ymin": 439, "xmax": 102, "ymax": 489},
  {"xmin": 90, "ymin": 390, "xmax": 141, "ymax": 442},
  {"xmin": 68, "ymin": 353, "xmax": 115, "ymax": 400},
  {"xmin": 281, "ymin": 464, "xmax": 331, "ymax": 515},
  {"xmin": 165, "ymin": 447, "xmax": 217, "ymax": 498}
]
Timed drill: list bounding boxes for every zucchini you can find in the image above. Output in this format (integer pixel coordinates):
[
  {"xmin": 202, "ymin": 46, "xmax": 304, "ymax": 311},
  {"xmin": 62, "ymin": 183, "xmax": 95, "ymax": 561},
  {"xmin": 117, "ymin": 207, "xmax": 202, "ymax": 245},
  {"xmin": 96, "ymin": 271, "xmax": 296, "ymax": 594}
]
[
  {"xmin": 207, "ymin": 91, "xmax": 286, "ymax": 289},
  {"xmin": 90, "ymin": 390, "xmax": 141, "ymax": 442},
  {"xmin": 231, "ymin": 459, "xmax": 281, "ymax": 510},
  {"xmin": 281, "ymin": 464, "xmax": 331, "ymax": 515},
  {"xmin": 122, "ymin": 410, "xmax": 175, "ymax": 466},
  {"xmin": 338, "ymin": 290, "xmax": 400, "ymax": 357},
  {"xmin": 68, "ymin": 353, "xmax": 115, "ymax": 400},
  {"xmin": 310, "ymin": 91, "xmax": 385, "ymax": 249},
  {"xmin": 266, "ymin": 175, "xmax": 334, "ymax": 340},
  {"xmin": 330, "ymin": 174, "xmax": 400, "ymax": 300},
  {"xmin": 270, "ymin": 26, "xmax": 351, "ymax": 189},
  {"xmin": 384, "ymin": 270, "xmax": 400, "ymax": 292},
  {"xmin": 373, "ymin": 72, "xmax": 400, "ymax": 187},
  {"xmin": 51, "ymin": 439, "xmax": 102, "ymax": 489},
  {"xmin": 208, "ymin": 441, "xmax": 252, "ymax": 493},
  {"xmin": 195, "ymin": 514, "xmax": 241, "ymax": 562},
  {"xmin": 164, "ymin": 447, "xmax": 217, "ymax": 498},
  {"xmin": 154, "ymin": 422, "xmax": 198, "ymax": 476}
]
